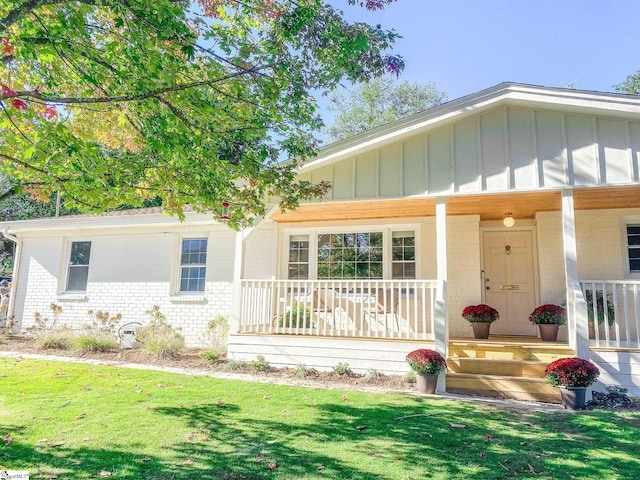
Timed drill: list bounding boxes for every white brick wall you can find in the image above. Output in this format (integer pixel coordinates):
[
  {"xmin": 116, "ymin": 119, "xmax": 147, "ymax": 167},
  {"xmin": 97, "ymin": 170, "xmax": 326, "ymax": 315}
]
[
  {"xmin": 15, "ymin": 227, "xmax": 236, "ymax": 347},
  {"xmin": 446, "ymin": 216, "xmax": 482, "ymax": 337},
  {"xmin": 535, "ymin": 211, "xmax": 566, "ymax": 305}
]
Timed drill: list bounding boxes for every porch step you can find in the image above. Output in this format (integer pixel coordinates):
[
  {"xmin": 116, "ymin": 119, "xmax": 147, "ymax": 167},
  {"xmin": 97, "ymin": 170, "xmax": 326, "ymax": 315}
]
[
  {"xmin": 446, "ymin": 373, "xmax": 562, "ymax": 403},
  {"xmin": 448, "ymin": 341, "xmax": 575, "ymax": 362},
  {"xmin": 446, "ymin": 339, "xmax": 575, "ymax": 404},
  {"xmin": 447, "ymin": 358, "xmax": 547, "ymax": 377}
]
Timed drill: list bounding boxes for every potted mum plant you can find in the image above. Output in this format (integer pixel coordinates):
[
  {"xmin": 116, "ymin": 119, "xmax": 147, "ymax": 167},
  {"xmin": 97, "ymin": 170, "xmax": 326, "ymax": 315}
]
[
  {"xmin": 544, "ymin": 357, "xmax": 600, "ymax": 410},
  {"xmin": 462, "ymin": 304, "xmax": 500, "ymax": 339},
  {"xmin": 406, "ymin": 348, "xmax": 447, "ymax": 394},
  {"xmin": 529, "ymin": 304, "xmax": 566, "ymax": 341}
]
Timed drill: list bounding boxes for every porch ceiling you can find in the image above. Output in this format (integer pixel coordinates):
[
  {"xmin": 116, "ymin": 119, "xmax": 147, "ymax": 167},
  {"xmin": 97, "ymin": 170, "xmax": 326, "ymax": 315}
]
[{"xmin": 269, "ymin": 186, "xmax": 640, "ymax": 223}]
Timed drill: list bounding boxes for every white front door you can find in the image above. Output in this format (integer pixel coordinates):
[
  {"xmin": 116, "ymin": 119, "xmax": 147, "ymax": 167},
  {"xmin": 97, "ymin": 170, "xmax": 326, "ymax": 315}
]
[{"xmin": 482, "ymin": 230, "xmax": 538, "ymax": 336}]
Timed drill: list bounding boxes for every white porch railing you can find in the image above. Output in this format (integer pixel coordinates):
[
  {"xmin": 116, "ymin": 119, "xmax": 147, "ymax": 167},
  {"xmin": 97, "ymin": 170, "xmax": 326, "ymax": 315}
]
[
  {"xmin": 579, "ymin": 280, "xmax": 640, "ymax": 349},
  {"xmin": 239, "ymin": 279, "xmax": 438, "ymax": 340}
]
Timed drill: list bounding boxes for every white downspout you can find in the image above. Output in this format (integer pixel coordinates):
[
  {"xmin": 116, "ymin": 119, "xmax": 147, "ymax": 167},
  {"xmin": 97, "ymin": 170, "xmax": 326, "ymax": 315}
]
[{"xmin": 1, "ymin": 228, "xmax": 22, "ymax": 333}]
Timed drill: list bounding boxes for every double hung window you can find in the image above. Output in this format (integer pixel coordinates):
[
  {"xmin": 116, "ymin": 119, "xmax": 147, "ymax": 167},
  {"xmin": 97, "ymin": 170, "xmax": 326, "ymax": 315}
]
[
  {"xmin": 66, "ymin": 241, "xmax": 91, "ymax": 292},
  {"xmin": 180, "ymin": 238, "xmax": 208, "ymax": 292},
  {"xmin": 626, "ymin": 224, "xmax": 640, "ymax": 275}
]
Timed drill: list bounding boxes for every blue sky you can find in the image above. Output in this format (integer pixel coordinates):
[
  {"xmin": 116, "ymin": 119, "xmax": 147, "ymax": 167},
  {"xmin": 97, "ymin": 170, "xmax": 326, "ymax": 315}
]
[{"xmin": 332, "ymin": 0, "xmax": 640, "ymax": 101}]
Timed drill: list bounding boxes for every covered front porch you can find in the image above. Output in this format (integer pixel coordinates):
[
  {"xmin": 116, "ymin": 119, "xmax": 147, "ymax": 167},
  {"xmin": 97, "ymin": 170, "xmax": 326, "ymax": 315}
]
[{"xmin": 229, "ymin": 187, "xmax": 640, "ymax": 397}]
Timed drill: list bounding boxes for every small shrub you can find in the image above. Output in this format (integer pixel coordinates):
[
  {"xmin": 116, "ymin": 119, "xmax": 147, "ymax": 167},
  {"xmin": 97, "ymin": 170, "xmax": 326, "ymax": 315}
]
[
  {"xmin": 278, "ymin": 303, "xmax": 313, "ymax": 329},
  {"xmin": 292, "ymin": 363, "xmax": 314, "ymax": 377},
  {"xmin": 605, "ymin": 385, "xmax": 629, "ymax": 401},
  {"xmin": 224, "ymin": 359, "xmax": 247, "ymax": 372},
  {"xmin": 205, "ymin": 314, "xmax": 229, "ymax": 355},
  {"xmin": 74, "ymin": 310, "xmax": 120, "ymax": 353},
  {"xmin": 36, "ymin": 327, "xmax": 75, "ymax": 350},
  {"xmin": 403, "ymin": 371, "xmax": 416, "ymax": 383},
  {"xmin": 27, "ymin": 305, "xmax": 74, "ymax": 350},
  {"xmin": 364, "ymin": 368, "xmax": 380, "ymax": 383},
  {"xmin": 200, "ymin": 349, "xmax": 221, "ymax": 364},
  {"xmin": 250, "ymin": 355, "xmax": 270, "ymax": 372},
  {"xmin": 136, "ymin": 306, "xmax": 185, "ymax": 358},
  {"xmin": 73, "ymin": 332, "xmax": 119, "ymax": 353},
  {"xmin": 333, "ymin": 362, "xmax": 351, "ymax": 375}
]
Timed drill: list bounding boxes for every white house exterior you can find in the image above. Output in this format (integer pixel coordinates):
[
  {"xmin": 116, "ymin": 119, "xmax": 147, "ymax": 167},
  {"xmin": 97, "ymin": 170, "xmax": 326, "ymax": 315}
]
[
  {"xmin": 1, "ymin": 208, "xmax": 239, "ymax": 347},
  {"xmin": 3, "ymin": 83, "xmax": 640, "ymax": 399}
]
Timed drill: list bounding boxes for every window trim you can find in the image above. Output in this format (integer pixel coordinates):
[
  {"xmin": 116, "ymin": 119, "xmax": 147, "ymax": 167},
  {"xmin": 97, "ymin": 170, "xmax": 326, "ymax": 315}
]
[
  {"xmin": 282, "ymin": 224, "xmax": 420, "ymax": 280},
  {"xmin": 622, "ymin": 218, "xmax": 640, "ymax": 279},
  {"xmin": 63, "ymin": 239, "xmax": 92, "ymax": 293},
  {"xmin": 178, "ymin": 236, "xmax": 209, "ymax": 294}
]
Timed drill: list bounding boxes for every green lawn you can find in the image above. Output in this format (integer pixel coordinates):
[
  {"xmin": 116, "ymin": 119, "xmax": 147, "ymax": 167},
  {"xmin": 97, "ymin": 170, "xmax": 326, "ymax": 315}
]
[{"xmin": 0, "ymin": 358, "xmax": 638, "ymax": 479}]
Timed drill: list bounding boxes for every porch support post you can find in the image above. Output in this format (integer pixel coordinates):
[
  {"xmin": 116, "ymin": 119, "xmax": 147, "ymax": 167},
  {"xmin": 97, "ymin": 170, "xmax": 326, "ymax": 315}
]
[
  {"xmin": 230, "ymin": 229, "xmax": 246, "ymax": 334},
  {"xmin": 561, "ymin": 189, "xmax": 589, "ymax": 359},
  {"xmin": 435, "ymin": 197, "xmax": 448, "ymax": 392}
]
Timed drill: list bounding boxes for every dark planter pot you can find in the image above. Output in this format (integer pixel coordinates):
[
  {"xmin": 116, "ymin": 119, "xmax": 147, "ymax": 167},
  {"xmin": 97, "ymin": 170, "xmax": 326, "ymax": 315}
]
[
  {"xmin": 472, "ymin": 322, "xmax": 491, "ymax": 339},
  {"xmin": 538, "ymin": 324, "xmax": 559, "ymax": 342},
  {"xmin": 559, "ymin": 387, "xmax": 587, "ymax": 410},
  {"xmin": 415, "ymin": 373, "xmax": 438, "ymax": 394}
]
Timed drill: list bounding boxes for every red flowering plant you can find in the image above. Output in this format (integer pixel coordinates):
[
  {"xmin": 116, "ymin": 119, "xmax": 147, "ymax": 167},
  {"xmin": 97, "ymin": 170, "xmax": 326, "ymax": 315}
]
[
  {"xmin": 529, "ymin": 304, "xmax": 566, "ymax": 325},
  {"xmin": 406, "ymin": 349, "xmax": 446, "ymax": 375},
  {"xmin": 544, "ymin": 357, "xmax": 600, "ymax": 387},
  {"xmin": 462, "ymin": 304, "xmax": 500, "ymax": 323}
]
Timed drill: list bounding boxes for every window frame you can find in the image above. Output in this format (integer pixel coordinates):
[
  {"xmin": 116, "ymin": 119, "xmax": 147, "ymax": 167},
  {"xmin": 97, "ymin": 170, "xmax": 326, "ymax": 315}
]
[
  {"xmin": 283, "ymin": 225, "xmax": 419, "ymax": 280},
  {"xmin": 178, "ymin": 237, "xmax": 208, "ymax": 294},
  {"xmin": 622, "ymin": 219, "xmax": 640, "ymax": 279},
  {"xmin": 65, "ymin": 240, "xmax": 92, "ymax": 293}
]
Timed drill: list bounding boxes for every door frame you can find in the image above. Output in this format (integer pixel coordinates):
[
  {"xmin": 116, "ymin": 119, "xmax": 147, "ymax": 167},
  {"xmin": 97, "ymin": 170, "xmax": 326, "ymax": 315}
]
[{"xmin": 479, "ymin": 223, "xmax": 541, "ymax": 331}]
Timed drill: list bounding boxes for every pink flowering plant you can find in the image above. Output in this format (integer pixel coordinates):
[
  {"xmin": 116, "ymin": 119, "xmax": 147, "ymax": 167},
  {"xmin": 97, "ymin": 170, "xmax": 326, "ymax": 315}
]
[
  {"xmin": 529, "ymin": 304, "xmax": 566, "ymax": 325},
  {"xmin": 544, "ymin": 357, "xmax": 600, "ymax": 387},
  {"xmin": 406, "ymin": 349, "xmax": 446, "ymax": 375},
  {"xmin": 462, "ymin": 304, "xmax": 500, "ymax": 323}
]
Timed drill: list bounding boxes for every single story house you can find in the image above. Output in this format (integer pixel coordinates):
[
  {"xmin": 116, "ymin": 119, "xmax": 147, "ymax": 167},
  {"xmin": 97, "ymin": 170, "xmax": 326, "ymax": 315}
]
[{"xmin": 3, "ymin": 82, "xmax": 640, "ymax": 401}]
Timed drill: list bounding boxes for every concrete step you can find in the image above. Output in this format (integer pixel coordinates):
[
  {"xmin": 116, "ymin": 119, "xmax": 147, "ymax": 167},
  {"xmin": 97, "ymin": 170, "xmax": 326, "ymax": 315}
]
[
  {"xmin": 446, "ymin": 372, "xmax": 562, "ymax": 403},
  {"xmin": 447, "ymin": 357, "xmax": 547, "ymax": 378}
]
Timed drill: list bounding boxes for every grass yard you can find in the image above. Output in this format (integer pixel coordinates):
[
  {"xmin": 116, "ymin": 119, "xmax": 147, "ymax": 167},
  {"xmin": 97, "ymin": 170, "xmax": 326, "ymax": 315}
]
[{"xmin": 0, "ymin": 358, "xmax": 638, "ymax": 479}]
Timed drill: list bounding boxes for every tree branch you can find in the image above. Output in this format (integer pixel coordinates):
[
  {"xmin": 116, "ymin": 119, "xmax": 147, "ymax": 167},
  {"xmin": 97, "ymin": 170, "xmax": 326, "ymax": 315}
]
[{"xmin": 9, "ymin": 65, "xmax": 268, "ymax": 104}]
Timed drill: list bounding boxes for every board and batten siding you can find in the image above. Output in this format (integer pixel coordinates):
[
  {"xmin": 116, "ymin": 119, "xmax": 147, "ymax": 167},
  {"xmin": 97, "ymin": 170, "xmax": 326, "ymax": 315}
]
[{"xmin": 302, "ymin": 106, "xmax": 640, "ymax": 200}]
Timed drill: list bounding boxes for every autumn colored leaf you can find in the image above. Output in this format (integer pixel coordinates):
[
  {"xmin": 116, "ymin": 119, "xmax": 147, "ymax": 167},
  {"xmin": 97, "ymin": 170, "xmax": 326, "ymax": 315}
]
[
  {"xmin": 4, "ymin": 434, "xmax": 12, "ymax": 445},
  {"xmin": 268, "ymin": 462, "xmax": 277, "ymax": 470}
]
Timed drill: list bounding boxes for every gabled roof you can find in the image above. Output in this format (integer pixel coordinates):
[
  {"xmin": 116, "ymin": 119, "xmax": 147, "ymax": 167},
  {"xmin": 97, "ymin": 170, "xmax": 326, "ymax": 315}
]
[{"xmin": 300, "ymin": 82, "xmax": 640, "ymax": 175}]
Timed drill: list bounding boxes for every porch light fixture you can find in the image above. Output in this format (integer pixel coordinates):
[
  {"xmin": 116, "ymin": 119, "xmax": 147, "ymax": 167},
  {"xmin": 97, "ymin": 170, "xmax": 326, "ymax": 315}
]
[
  {"xmin": 503, "ymin": 212, "xmax": 515, "ymax": 228},
  {"xmin": 219, "ymin": 201, "xmax": 231, "ymax": 221}
]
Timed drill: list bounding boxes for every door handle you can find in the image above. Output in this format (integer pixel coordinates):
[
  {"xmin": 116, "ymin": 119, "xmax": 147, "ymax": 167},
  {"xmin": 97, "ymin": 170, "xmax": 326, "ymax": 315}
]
[{"xmin": 500, "ymin": 284, "xmax": 520, "ymax": 290}]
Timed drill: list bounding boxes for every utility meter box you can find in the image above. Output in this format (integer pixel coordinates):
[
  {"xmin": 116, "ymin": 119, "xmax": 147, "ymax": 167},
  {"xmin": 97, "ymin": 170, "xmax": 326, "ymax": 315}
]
[{"xmin": 118, "ymin": 322, "xmax": 142, "ymax": 349}]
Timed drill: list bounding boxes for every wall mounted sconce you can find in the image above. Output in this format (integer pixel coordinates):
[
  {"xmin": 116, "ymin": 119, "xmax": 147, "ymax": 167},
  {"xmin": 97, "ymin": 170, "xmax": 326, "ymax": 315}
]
[{"xmin": 503, "ymin": 212, "xmax": 515, "ymax": 228}]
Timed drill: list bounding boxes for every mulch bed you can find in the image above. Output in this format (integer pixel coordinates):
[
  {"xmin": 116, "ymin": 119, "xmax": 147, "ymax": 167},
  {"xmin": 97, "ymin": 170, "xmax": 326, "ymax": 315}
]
[{"xmin": 2, "ymin": 334, "xmax": 639, "ymax": 410}]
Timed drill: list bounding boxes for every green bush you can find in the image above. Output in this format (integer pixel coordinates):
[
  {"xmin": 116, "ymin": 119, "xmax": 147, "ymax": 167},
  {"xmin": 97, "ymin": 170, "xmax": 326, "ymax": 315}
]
[
  {"xmin": 403, "ymin": 371, "xmax": 416, "ymax": 383},
  {"xmin": 333, "ymin": 362, "xmax": 351, "ymax": 375},
  {"xmin": 278, "ymin": 303, "xmax": 313, "ymax": 329},
  {"xmin": 73, "ymin": 332, "xmax": 119, "ymax": 353},
  {"xmin": 250, "ymin": 355, "xmax": 270, "ymax": 372},
  {"xmin": 292, "ymin": 363, "xmax": 315, "ymax": 377},
  {"xmin": 136, "ymin": 306, "xmax": 185, "ymax": 358},
  {"xmin": 199, "ymin": 349, "xmax": 221, "ymax": 364}
]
